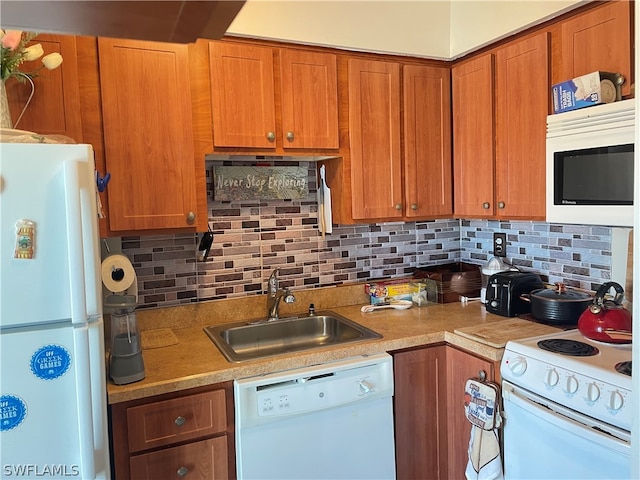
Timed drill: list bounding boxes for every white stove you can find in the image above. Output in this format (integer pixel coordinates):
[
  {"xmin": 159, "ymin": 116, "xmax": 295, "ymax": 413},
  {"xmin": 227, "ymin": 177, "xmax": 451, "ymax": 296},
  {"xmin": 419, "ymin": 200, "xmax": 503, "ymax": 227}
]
[
  {"xmin": 501, "ymin": 329, "xmax": 632, "ymax": 431},
  {"xmin": 500, "ymin": 329, "xmax": 632, "ymax": 479}
]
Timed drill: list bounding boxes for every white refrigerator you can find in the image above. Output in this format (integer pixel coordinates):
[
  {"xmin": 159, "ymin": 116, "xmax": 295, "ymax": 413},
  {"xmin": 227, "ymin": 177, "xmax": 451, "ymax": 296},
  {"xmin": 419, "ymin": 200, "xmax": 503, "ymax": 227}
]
[{"xmin": 0, "ymin": 143, "xmax": 110, "ymax": 479}]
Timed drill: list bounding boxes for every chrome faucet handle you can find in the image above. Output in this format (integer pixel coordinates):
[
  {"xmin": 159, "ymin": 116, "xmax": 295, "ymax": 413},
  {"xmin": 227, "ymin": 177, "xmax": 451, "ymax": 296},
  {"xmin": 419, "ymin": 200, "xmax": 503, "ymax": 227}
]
[{"xmin": 283, "ymin": 290, "xmax": 295, "ymax": 304}]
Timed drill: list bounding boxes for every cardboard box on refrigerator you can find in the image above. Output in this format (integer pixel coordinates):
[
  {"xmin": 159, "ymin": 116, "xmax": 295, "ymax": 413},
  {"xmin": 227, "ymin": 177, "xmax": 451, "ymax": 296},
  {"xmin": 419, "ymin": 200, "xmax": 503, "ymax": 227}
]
[{"xmin": 551, "ymin": 71, "xmax": 622, "ymax": 114}]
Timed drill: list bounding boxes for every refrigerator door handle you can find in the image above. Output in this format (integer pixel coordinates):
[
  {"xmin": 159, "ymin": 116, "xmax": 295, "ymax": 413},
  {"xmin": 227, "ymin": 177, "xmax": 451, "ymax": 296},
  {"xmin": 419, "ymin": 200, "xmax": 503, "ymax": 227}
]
[
  {"xmin": 74, "ymin": 324, "xmax": 97, "ymax": 478},
  {"xmin": 64, "ymin": 160, "xmax": 88, "ymax": 324}
]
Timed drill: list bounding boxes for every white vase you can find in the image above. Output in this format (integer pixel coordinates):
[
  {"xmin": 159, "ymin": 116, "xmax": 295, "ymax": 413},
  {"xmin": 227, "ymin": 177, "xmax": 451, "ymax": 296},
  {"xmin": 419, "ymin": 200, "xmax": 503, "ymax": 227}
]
[{"xmin": 0, "ymin": 80, "xmax": 13, "ymax": 129}]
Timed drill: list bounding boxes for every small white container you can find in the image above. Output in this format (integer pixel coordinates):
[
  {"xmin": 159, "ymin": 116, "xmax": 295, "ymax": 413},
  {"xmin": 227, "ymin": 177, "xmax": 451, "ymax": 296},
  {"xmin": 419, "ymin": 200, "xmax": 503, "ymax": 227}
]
[{"xmin": 480, "ymin": 257, "xmax": 509, "ymax": 304}]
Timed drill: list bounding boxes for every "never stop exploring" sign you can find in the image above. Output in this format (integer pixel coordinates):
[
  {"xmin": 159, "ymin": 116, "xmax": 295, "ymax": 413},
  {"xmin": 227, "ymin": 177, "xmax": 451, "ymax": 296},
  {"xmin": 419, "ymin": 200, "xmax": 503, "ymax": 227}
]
[{"xmin": 213, "ymin": 166, "xmax": 308, "ymax": 201}]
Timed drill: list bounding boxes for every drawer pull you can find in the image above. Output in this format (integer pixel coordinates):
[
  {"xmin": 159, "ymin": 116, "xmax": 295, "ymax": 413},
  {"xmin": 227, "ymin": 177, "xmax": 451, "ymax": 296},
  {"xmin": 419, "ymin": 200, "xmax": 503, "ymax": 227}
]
[
  {"xmin": 174, "ymin": 416, "xmax": 186, "ymax": 427},
  {"xmin": 176, "ymin": 466, "xmax": 189, "ymax": 477}
]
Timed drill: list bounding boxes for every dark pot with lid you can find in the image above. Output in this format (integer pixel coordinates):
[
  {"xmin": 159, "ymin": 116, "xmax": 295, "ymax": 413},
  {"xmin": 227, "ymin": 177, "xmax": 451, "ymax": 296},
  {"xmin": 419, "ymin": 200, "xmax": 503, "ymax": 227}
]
[
  {"xmin": 578, "ymin": 282, "xmax": 632, "ymax": 344},
  {"xmin": 521, "ymin": 283, "xmax": 593, "ymax": 325}
]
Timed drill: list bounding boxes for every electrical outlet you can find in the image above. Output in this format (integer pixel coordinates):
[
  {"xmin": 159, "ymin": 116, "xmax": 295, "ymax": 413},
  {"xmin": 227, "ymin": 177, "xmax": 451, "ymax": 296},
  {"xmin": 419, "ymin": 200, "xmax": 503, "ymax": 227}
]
[{"xmin": 493, "ymin": 232, "xmax": 507, "ymax": 257}]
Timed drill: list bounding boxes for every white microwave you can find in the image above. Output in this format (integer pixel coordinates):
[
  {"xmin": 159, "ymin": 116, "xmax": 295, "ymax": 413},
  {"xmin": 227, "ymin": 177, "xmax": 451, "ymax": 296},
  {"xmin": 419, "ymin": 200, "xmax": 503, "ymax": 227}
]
[{"xmin": 546, "ymin": 99, "xmax": 635, "ymax": 227}]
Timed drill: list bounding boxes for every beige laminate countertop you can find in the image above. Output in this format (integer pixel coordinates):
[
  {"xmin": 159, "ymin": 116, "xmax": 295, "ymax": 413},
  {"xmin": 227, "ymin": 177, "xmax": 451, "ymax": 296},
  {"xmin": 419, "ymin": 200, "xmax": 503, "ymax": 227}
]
[{"xmin": 106, "ymin": 291, "xmax": 562, "ymax": 404}]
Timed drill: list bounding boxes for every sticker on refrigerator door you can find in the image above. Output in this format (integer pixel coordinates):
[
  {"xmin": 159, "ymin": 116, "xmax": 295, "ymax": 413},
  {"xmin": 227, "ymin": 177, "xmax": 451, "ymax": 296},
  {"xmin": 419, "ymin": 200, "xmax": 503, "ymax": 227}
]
[
  {"xmin": 30, "ymin": 345, "xmax": 71, "ymax": 380},
  {"xmin": 0, "ymin": 395, "xmax": 27, "ymax": 431},
  {"xmin": 14, "ymin": 219, "xmax": 35, "ymax": 259}
]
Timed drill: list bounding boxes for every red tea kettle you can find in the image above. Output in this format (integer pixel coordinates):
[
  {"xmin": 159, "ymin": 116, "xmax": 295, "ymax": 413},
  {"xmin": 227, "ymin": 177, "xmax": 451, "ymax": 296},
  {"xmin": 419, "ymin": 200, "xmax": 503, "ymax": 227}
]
[{"xmin": 577, "ymin": 282, "xmax": 632, "ymax": 344}]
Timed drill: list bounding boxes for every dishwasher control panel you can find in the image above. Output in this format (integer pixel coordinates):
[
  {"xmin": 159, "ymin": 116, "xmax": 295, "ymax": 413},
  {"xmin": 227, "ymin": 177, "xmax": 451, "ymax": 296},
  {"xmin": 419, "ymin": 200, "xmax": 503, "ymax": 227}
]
[
  {"xmin": 234, "ymin": 353, "xmax": 394, "ymax": 426},
  {"xmin": 258, "ymin": 373, "xmax": 378, "ymax": 416}
]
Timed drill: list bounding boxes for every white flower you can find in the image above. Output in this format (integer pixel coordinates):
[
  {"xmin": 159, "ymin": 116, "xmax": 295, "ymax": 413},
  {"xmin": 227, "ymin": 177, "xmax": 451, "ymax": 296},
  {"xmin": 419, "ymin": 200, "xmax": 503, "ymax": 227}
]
[
  {"xmin": 23, "ymin": 43, "xmax": 44, "ymax": 61},
  {"xmin": 42, "ymin": 52, "xmax": 63, "ymax": 70}
]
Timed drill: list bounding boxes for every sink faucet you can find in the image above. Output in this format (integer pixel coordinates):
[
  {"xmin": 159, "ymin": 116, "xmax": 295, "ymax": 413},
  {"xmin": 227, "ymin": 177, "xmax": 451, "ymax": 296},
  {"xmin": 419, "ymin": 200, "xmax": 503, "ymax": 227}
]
[{"xmin": 267, "ymin": 268, "xmax": 295, "ymax": 321}]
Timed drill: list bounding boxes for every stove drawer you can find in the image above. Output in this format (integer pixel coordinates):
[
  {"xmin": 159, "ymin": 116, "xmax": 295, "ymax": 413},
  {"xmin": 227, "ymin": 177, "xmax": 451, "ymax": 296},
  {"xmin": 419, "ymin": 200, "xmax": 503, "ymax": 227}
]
[{"xmin": 502, "ymin": 381, "xmax": 630, "ymax": 479}]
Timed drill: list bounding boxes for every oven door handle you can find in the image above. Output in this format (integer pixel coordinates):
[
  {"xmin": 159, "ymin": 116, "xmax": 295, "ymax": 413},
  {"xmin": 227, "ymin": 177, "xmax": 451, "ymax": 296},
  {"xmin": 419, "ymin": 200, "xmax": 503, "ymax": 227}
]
[{"xmin": 503, "ymin": 383, "xmax": 630, "ymax": 455}]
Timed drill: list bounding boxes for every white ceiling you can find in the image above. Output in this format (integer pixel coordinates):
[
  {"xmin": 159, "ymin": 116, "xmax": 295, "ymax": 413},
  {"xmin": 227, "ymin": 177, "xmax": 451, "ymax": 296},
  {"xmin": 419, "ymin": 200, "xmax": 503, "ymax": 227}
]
[{"xmin": 227, "ymin": 0, "xmax": 584, "ymax": 59}]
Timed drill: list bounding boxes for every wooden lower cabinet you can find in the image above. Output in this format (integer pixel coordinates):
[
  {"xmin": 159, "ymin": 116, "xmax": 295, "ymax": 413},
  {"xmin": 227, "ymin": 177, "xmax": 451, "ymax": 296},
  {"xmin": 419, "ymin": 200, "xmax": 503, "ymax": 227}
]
[
  {"xmin": 393, "ymin": 345, "xmax": 498, "ymax": 480},
  {"xmin": 129, "ymin": 437, "xmax": 228, "ymax": 480},
  {"xmin": 394, "ymin": 345, "xmax": 447, "ymax": 480},
  {"xmin": 444, "ymin": 346, "xmax": 497, "ymax": 480},
  {"xmin": 110, "ymin": 383, "xmax": 235, "ymax": 480}
]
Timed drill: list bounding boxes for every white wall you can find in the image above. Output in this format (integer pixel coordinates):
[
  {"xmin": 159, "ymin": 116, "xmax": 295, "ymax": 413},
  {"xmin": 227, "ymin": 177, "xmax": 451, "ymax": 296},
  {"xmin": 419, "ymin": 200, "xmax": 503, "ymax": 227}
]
[{"xmin": 228, "ymin": 0, "xmax": 584, "ymax": 59}]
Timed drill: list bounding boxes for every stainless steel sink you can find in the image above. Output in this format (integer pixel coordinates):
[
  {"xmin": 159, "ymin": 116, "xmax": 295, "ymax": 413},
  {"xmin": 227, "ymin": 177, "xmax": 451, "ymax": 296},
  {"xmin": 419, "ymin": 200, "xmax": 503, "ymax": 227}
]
[{"xmin": 204, "ymin": 311, "xmax": 382, "ymax": 362}]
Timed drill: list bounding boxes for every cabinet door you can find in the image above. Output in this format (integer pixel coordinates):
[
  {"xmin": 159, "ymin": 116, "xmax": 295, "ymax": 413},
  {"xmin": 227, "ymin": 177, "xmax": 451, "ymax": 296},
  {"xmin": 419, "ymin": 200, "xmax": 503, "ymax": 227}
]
[
  {"xmin": 445, "ymin": 346, "xmax": 496, "ymax": 480},
  {"xmin": 126, "ymin": 390, "xmax": 227, "ymax": 453},
  {"xmin": 99, "ymin": 38, "xmax": 198, "ymax": 231},
  {"xmin": 129, "ymin": 436, "xmax": 228, "ymax": 480},
  {"xmin": 403, "ymin": 65, "xmax": 452, "ymax": 218},
  {"xmin": 495, "ymin": 32, "xmax": 549, "ymax": 220},
  {"xmin": 560, "ymin": 1, "xmax": 632, "ymax": 97},
  {"xmin": 210, "ymin": 42, "xmax": 276, "ymax": 148},
  {"xmin": 348, "ymin": 58, "xmax": 402, "ymax": 220},
  {"xmin": 394, "ymin": 346, "xmax": 446, "ymax": 479},
  {"xmin": 6, "ymin": 34, "xmax": 82, "ymax": 141},
  {"xmin": 280, "ymin": 49, "xmax": 339, "ymax": 149},
  {"xmin": 452, "ymin": 54, "xmax": 495, "ymax": 218}
]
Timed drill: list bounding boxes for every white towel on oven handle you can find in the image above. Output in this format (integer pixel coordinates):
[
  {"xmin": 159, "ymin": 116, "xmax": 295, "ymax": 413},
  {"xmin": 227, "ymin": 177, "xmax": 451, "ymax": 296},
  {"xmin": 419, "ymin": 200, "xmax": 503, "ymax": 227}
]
[{"xmin": 465, "ymin": 426, "xmax": 504, "ymax": 480}]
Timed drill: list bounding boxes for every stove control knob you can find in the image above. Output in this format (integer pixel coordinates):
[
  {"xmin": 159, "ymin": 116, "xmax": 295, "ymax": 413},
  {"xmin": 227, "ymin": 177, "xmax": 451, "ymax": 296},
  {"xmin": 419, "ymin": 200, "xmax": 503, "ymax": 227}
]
[
  {"xmin": 585, "ymin": 382, "xmax": 601, "ymax": 402},
  {"xmin": 507, "ymin": 356, "xmax": 527, "ymax": 376},
  {"xmin": 607, "ymin": 390, "xmax": 624, "ymax": 411},
  {"xmin": 564, "ymin": 375, "xmax": 579, "ymax": 395},
  {"xmin": 544, "ymin": 368, "xmax": 559, "ymax": 387}
]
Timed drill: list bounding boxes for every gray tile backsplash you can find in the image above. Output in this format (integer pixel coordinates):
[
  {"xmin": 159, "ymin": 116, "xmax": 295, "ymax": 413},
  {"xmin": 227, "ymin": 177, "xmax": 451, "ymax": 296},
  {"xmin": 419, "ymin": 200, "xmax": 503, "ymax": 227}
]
[
  {"xmin": 119, "ymin": 167, "xmax": 615, "ymax": 309},
  {"xmin": 459, "ymin": 219, "xmax": 612, "ymax": 291}
]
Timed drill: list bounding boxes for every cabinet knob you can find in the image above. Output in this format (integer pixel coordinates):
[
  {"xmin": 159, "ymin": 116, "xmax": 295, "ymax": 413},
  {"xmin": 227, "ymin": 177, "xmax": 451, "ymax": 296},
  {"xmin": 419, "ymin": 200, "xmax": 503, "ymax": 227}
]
[
  {"xmin": 266, "ymin": 131, "xmax": 276, "ymax": 142},
  {"xmin": 186, "ymin": 212, "xmax": 196, "ymax": 224},
  {"xmin": 174, "ymin": 416, "xmax": 186, "ymax": 427},
  {"xmin": 482, "ymin": 202, "xmax": 490, "ymax": 210},
  {"xmin": 497, "ymin": 201, "xmax": 505, "ymax": 209},
  {"xmin": 395, "ymin": 203, "xmax": 402, "ymax": 210},
  {"xmin": 176, "ymin": 466, "xmax": 189, "ymax": 477},
  {"xmin": 411, "ymin": 203, "xmax": 417, "ymax": 211},
  {"xmin": 286, "ymin": 131, "xmax": 294, "ymax": 142}
]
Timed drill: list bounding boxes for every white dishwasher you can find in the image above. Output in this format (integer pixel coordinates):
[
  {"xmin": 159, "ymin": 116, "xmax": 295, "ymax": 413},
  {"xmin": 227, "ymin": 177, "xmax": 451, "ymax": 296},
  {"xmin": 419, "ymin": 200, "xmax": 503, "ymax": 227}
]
[{"xmin": 234, "ymin": 353, "xmax": 396, "ymax": 480}]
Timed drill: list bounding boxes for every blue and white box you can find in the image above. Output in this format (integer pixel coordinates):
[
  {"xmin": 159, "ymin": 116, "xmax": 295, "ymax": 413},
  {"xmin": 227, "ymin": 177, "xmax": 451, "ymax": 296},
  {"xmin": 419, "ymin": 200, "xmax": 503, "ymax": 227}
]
[{"xmin": 552, "ymin": 71, "xmax": 621, "ymax": 114}]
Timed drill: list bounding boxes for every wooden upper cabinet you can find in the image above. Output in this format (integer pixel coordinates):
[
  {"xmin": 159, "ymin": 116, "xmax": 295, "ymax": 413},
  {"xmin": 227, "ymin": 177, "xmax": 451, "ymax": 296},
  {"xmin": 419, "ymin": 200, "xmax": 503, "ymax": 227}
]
[
  {"xmin": 403, "ymin": 65, "xmax": 452, "ymax": 218},
  {"xmin": 348, "ymin": 58, "xmax": 402, "ymax": 220},
  {"xmin": 495, "ymin": 32, "xmax": 549, "ymax": 220},
  {"xmin": 452, "ymin": 54, "xmax": 495, "ymax": 218},
  {"xmin": 209, "ymin": 41, "xmax": 339, "ymax": 150},
  {"xmin": 453, "ymin": 32, "xmax": 549, "ymax": 221},
  {"xmin": 209, "ymin": 42, "xmax": 276, "ymax": 148},
  {"xmin": 98, "ymin": 38, "xmax": 199, "ymax": 231},
  {"xmin": 279, "ymin": 49, "xmax": 339, "ymax": 149},
  {"xmin": 559, "ymin": 0, "xmax": 632, "ymax": 97},
  {"xmin": 5, "ymin": 34, "xmax": 82, "ymax": 142}
]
